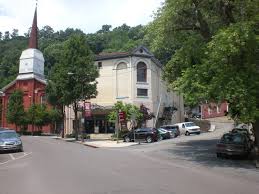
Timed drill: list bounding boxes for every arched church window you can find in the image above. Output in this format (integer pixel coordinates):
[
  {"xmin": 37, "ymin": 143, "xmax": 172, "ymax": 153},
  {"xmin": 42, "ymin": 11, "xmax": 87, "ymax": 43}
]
[
  {"xmin": 137, "ymin": 62, "xmax": 147, "ymax": 82},
  {"xmin": 116, "ymin": 62, "xmax": 127, "ymax": 70}
]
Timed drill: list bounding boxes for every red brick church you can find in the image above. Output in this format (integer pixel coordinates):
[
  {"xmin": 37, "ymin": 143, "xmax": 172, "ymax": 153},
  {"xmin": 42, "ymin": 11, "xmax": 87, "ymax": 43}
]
[{"xmin": 0, "ymin": 7, "xmax": 51, "ymax": 133}]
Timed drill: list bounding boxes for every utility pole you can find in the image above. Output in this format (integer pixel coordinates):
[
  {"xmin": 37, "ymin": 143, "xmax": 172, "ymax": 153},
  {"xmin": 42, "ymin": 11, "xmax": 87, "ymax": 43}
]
[
  {"xmin": 116, "ymin": 110, "xmax": 119, "ymax": 144},
  {"xmin": 154, "ymin": 94, "xmax": 162, "ymax": 128}
]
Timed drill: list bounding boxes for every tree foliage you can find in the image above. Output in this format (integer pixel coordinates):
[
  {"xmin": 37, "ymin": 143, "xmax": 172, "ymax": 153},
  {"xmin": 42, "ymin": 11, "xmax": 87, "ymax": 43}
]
[
  {"xmin": 0, "ymin": 24, "xmax": 146, "ymax": 89},
  {"xmin": 107, "ymin": 101, "xmax": 143, "ymax": 130},
  {"xmin": 147, "ymin": 0, "xmax": 259, "ymax": 121},
  {"xmin": 47, "ymin": 35, "xmax": 99, "ymax": 140},
  {"xmin": 6, "ymin": 90, "xmax": 26, "ymax": 130},
  {"xmin": 27, "ymin": 104, "xmax": 50, "ymax": 132}
]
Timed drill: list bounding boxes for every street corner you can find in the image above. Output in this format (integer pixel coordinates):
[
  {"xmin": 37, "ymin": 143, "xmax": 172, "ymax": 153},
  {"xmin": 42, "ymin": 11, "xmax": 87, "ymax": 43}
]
[{"xmin": 83, "ymin": 140, "xmax": 138, "ymax": 148}]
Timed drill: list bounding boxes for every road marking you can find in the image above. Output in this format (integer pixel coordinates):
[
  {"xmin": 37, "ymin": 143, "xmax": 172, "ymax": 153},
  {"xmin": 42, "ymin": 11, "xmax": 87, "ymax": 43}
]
[
  {"xmin": 0, "ymin": 152, "xmax": 32, "ymax": 166},
  {"xmin": 9, "ymin": 154, "xmax": 15, "ymax": 160}
]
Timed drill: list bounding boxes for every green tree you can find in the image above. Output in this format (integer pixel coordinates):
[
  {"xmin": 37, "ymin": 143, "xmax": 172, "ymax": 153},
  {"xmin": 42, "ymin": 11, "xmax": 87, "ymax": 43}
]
[
  {"xmin": 27, "ymin": 104, "xmax": 50, "ymax": 134},
  {"xmin": 46, "ymin": 80, "xmax": 65, "ymax": 136},
  {"xmin": 11, "ymin": 29, "xmax": 19, "ymax": 39},
  {"xmin": 107, "ymin": 101, "xmax": 143, "ymax": 130},
  {"xmin": 48, "ymin": 108, "xmax": 62, "ymax": 134},
  {"xmin": 147, "ymin": 0, "xmax": 259, "ymax": 159},
  {"xmin": 48, "ymin": 35, "xmax": 99, "ymax": 140},
  {"xmin": 6, "ymin": 90, "xmax": 25, "ymax": 131},
  {"xmin": 4, "ymin": 31, "xmax": 10, "ymax": 40}
]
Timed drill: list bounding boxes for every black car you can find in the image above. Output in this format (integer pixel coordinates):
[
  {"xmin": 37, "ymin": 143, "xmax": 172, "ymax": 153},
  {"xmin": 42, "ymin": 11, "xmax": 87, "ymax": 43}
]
[
  {"xmin": 123, "ymin": 128, "xmax": 159, "ymax": 143},
  {"xmin": 160, "ymin": 125, "xmax": 180, "ymax": 138}
]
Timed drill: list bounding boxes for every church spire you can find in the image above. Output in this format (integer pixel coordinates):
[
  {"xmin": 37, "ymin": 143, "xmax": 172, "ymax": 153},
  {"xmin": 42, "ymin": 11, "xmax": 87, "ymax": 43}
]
[{"xmin": 28, "ymin": 5, "xmax": 38, "ymax": 49}]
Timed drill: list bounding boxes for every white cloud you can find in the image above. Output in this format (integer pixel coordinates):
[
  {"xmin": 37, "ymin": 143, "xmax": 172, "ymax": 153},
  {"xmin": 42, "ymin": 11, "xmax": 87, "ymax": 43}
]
[{"xmin": 0, "ymin": 0, "xmax": 163, "ymax": 35}]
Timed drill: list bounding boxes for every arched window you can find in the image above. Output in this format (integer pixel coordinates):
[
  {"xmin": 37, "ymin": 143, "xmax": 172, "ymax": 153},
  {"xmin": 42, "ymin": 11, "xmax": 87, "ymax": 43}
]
[
  {"xmin": 116, "ymin": 62, "xmax": 127, "ymax": 70},
  {"xmin": 137, "ymin": 62, "xmax": 147, "ymax": 82}
]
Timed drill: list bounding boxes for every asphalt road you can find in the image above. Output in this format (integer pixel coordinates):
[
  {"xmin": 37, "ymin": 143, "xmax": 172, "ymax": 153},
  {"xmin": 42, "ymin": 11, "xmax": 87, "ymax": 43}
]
[{"xmin": 1, "ymin": 136, "xmax": 259, "ymax": 194}]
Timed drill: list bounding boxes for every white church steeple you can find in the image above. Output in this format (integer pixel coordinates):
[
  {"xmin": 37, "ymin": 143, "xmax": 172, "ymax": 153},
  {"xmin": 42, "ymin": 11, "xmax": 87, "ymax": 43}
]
[{"xmin": 17, "ymin": 5, "xmax": 45, "ymax": 81}]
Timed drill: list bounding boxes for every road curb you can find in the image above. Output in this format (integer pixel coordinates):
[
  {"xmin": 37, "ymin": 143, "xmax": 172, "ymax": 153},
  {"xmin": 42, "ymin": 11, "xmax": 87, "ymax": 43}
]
[{"xmin": 83, "ymin": 143, "xmax": 99, "ymax": 148}]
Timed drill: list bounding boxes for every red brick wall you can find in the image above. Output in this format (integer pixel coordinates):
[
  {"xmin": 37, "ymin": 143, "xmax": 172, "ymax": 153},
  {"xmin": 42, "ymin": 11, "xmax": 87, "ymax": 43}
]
[
  {"xmin": 201, "ymin": 102, "xmax": 228, "ymax": 119},
  {"xmin": 1, "ymin": 79, "xmax": 51, "ymax": 133}
]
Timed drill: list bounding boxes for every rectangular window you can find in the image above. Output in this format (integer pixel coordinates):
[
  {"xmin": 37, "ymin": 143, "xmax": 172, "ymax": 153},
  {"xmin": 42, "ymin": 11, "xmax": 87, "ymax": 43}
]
[
  {"xmin": 137, "ymin": 88, "xmax": 148, "ymax": 97},
  {"xmin": 98, "ymin": 62, "xmax": 102, "ymax": 69},
  {"xmin": 40, "ymin": 95, "xmax": 46, "ymax": 104},
  {"xmin": 208, "ymin": 107, "xmax": 212, "ymax": 115},
  {"xmin": 217, "ymin": 105, "xmax": 221, "ymax": 113}
]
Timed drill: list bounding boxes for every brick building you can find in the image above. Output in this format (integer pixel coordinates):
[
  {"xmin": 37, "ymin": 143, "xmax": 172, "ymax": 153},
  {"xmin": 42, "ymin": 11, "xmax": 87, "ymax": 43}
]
[{"xmin": 0, "ymin": 7, "xmax": 51, "ymax": 133}]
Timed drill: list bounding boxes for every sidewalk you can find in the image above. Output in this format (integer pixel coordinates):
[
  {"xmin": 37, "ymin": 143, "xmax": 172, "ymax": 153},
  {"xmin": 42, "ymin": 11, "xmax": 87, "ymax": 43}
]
[
  {"xmin": 51, "ymin": 136, "xmax": 138, "ymax": 148},
  {"xmin": 83, "ymin": 140, "xmax": 138, "ymax": 148}
]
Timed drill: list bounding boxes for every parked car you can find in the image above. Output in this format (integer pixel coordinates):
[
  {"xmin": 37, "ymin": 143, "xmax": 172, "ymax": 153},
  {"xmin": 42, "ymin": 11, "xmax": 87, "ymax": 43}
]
[
  {"xmin": 231, "ymin": 127, "xmax": 250, "ymax": 137},
  {"xmin": 123, "ymin": 128, "xmax": 159, "ymax": 143},
  {"xmin": 0, "ymin": 129, "xmax": 23, "ymax": 153},
  {"xmin": 160, "ymin": 125, "xmax": 180, "ymax": 138},
  {"xmin": 174, "ymin": 122, "xmax": 201, "ymax": 136},
  {"xmin": 216, "ymin": 132, "xmax": 252, "ymax": 158},
  {"xmin": 157, "ymin": 128, "xmax": 171, "ymax": 140}
]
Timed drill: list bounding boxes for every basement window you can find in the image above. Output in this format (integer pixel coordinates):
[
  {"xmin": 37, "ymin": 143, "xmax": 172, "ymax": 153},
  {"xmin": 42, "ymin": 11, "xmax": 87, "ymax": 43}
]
[{"xmin": 137, "ymin": 88, "xmax": 148, "ymax": 97}]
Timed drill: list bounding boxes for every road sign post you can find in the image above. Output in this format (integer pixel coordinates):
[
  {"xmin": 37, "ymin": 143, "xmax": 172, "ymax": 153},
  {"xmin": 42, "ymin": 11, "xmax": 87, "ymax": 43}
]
[{"xmin": 117, "ymin": 110, "xmax": 126, "ymax": 143}]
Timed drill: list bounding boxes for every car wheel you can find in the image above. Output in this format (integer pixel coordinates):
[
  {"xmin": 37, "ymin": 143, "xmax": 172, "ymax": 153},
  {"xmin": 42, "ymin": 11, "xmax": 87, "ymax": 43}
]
[
  {"xmin": 19, "ymin": 147, "xmax": 24, "ymax": 152},
  {"xmin": 124, "ymin": 136, "xmax": 131, "ymax": 143},
  {"xmin": 174, "ymin": 133, "xmax": 177, "ymax": 138},
  {"xmin": 146, "ymin": 136, "xmax": 153, "ymax": 143},
  {"xmin": 185, "ymin": 131, "xmax": 190, "ymax": 136}
]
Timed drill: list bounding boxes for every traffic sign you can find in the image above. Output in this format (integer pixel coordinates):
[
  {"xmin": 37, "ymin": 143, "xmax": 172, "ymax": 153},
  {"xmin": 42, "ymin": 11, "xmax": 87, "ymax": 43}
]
[{"xmin": 119, "ymin": 111, "xmax": 126, "ymax": 122}]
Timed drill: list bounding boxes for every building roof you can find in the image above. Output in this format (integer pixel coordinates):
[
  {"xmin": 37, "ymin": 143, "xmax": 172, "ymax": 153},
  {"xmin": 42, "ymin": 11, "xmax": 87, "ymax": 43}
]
[
  {"xmin": 1, "ymin": 76, "xmax": 47, "ymax": 93},
  {"xmin": 95, "ymin": 45, "xmax": 162, "ymax": 67},
  {"xmin": 28, "ymin": 7, "xmax": 38, "ymax": 49}
]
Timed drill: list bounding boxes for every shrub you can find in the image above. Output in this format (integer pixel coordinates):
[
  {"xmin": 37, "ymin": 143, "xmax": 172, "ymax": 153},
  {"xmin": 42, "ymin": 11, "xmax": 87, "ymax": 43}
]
[{"xmin": 65, "ymin": 133, "xmax": 76, "ymax": 138}]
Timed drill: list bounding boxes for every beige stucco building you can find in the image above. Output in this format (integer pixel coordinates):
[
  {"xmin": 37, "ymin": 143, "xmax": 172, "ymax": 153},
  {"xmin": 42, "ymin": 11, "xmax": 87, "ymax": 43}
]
[{"xmin": 64, "ymin": 46, "xmax": 184, "ymax": 135}]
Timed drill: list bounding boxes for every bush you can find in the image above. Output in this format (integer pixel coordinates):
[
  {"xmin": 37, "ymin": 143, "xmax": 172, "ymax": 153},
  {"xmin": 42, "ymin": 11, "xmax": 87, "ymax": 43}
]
[
  {"xmin": 20, "ymin": 131, "xmax": 32, "ymax": 136},
  {"xmin": 80, "ymin": 133, "xmax": 90, "ymax": 140},
  {"xmin": 33, "ymin": 130, "xmax": 42, "ymax": 136},
  {"xmin": 65, "ymin": 133, "xmax": 76, "ymax": 138}
]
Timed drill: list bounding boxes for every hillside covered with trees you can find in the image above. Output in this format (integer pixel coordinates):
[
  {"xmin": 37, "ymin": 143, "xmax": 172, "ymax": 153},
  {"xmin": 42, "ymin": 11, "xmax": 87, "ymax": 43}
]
[{"xmin": 0, "ymin": 24, "xmax": 147, "ymax": 88}]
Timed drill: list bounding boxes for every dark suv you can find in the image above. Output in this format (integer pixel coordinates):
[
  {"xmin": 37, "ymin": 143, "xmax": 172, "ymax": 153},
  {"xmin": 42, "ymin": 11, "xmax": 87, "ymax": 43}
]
[
  {"xmin": 123, "ymin": 128, "xmax": 159, "ymax": 143},
  {"xmin": 160, "ymin": 125, "xmax": 180, "ymax": 137}
]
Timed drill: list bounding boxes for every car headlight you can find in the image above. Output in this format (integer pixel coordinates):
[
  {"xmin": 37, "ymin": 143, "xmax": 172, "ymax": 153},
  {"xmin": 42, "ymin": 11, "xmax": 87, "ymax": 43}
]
[{"xmin": 15, "ymin": 140, "xmax": 22, "ymax": 145}]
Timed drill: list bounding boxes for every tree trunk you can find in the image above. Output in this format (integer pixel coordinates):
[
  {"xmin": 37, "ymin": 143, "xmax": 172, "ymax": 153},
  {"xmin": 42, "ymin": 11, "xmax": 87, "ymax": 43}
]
[
  {"xmin": 253, "ymin": 119, "xmax": 259, "ymax": 168},
  {"xmin": 73, "ymin": 102, "xmax": 79, "ymax": 141},
  {"xmin": 192, "ymin": 0, "xmax": 211, "ymax": 41}
]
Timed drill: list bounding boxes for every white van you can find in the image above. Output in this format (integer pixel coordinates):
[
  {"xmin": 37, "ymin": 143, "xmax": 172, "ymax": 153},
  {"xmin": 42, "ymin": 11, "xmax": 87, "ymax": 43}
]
[{"xmin": 174, "ymin": 122, "xmax": 201, "ymax": 136}]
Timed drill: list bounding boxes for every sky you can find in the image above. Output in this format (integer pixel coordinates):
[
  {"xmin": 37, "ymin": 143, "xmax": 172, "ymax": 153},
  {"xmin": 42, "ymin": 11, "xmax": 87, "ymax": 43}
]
[{"xmin": 0, "ymin": 0, "xmax": 164, "ymax": 35}]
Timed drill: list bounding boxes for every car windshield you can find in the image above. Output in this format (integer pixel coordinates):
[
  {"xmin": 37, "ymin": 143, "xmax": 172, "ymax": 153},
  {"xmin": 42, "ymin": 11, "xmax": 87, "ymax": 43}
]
[
  {"xmin": 185, "ymin": 122, "xmax": 196, "ymax": 127},
  {"xmin": 233, "ymin": 128, "xmax": 248, "ymax": 133},
  {"xmin": 158, "ymin": 128, "xmax": 167, "ymax": 133},
  {"xmin": 221, "ymin": 134, "xmax": 245, "ymax": 144},
  {"xmin": 0, "ymin": 131, "xmax": 18, "ymax": 139}
]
